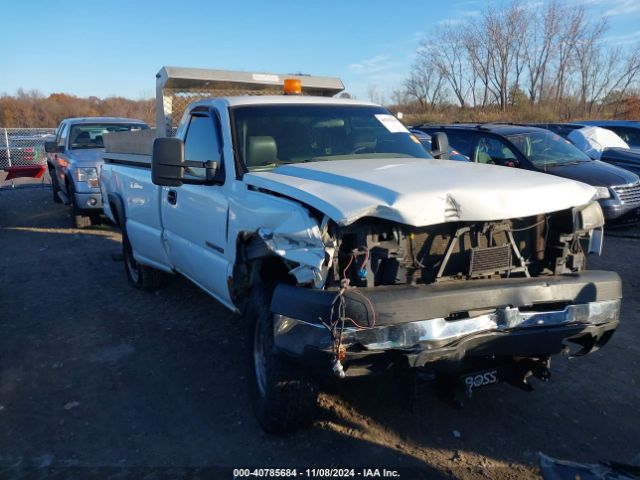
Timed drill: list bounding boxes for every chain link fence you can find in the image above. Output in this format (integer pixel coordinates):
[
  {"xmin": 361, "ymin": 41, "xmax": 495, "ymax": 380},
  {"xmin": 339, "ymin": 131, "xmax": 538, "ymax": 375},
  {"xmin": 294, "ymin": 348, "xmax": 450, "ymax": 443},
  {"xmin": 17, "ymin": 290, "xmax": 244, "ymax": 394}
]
[{"xmin": 1, "ymin": 128, "xmax": 56, "ymax": 188}]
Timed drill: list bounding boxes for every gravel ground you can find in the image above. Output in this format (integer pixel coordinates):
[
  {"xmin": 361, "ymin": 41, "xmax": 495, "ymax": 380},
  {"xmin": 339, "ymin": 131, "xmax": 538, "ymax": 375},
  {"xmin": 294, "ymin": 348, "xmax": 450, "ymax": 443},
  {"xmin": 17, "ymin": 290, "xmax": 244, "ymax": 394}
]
[{"xmin": 1, "ymin": 186, "xmax": 639, "ymax": 479}]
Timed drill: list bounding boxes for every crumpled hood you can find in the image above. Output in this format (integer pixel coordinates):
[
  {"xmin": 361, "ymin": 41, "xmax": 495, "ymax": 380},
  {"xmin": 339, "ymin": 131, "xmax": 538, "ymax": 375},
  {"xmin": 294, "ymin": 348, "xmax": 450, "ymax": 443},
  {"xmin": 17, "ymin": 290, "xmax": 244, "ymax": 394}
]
[
  {"xmin": 67, "ymin": 148, "xmax": 104, "ymax": 167},
  {"xmin": 244, "ymin": 158, "xmax": 596, "ymax": 226}
]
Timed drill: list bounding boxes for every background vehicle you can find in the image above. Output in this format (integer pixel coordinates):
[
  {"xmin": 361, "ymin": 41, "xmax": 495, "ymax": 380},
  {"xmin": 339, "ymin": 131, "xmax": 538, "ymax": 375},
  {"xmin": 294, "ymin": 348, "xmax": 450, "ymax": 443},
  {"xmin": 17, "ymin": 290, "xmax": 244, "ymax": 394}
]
[
  {"xmin": 529, "ymin": 122, "xmax": 585, "ymax": 140},
  {"xmin": 45, "ymin": 118, "xmax": 148, "ymax": 228},
  {"xmin": 579, "ymin": 120, "xmax": 640, "ymax": 148},
  {"xmin": 534, "ymin": 123, "xmax": 640, "ymax": 177},
  {"xmin": 101, "ymin": 67, "xmax": 621, "ymax": 433},
  {"xmin": 0, "ymin": 135, "xmax": 47, "ymax": 165},
  {"xmin": 414, "ymin": 124, "xmax": 640, "ymax": 226}
]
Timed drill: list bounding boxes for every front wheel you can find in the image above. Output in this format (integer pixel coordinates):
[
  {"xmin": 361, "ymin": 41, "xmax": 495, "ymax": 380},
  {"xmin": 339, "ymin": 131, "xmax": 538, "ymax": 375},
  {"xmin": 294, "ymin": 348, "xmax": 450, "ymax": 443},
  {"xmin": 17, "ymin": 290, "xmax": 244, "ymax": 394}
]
[
  {"xmin": 246, "ymin": 285, "xmax": 318, "ymax": 434},
  {"xmin": 68, "ymin": 180, "xmax": 92, "ymax": 228},
  {"xmin": 50, "ymin": 167, "xmax": 62, "ymax": 203}
]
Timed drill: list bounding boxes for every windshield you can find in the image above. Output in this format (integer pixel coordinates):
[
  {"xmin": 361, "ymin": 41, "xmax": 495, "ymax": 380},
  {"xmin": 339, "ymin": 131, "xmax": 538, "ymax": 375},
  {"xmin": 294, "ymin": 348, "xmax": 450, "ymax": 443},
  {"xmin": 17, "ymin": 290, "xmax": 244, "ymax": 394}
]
[
  {"xmin": 69, "ymin": 123, "xmax": 148, "ymax": 149},
  {"xmin": 232, "ymin": 105, "xmax": 430, "ymax": 171},
  {"xmin": 507, "ymin": 131, "xmax": 592, "ymax": 167}
]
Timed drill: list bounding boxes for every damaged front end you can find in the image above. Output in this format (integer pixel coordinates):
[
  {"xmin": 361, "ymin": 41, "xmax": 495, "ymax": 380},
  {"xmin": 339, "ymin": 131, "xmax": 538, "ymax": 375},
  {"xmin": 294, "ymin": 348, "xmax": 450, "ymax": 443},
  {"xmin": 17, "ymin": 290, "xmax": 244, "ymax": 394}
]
[{"xmin": 256, "ymin": 200, "xmax": 620, "ymax": 385}]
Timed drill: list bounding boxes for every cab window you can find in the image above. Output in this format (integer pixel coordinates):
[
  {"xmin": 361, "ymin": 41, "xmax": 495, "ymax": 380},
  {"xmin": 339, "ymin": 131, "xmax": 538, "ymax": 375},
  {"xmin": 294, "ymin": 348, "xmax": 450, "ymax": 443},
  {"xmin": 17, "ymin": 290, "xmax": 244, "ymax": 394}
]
[
  {"xmin": 183, "ymin": 114, "xmax": 222, "ymax": 180},
  {"xmin": 57, "ymin": 123, "xmax": 69, "ymax": 148}
]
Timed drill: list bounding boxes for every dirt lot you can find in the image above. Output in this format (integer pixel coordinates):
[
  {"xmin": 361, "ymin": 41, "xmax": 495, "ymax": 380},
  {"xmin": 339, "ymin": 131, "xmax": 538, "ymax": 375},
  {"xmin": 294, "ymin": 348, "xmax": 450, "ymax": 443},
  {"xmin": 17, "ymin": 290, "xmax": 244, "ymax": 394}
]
[{"xmin": 1, "ymin": 186, "xmax": 639, "ymax": 479}]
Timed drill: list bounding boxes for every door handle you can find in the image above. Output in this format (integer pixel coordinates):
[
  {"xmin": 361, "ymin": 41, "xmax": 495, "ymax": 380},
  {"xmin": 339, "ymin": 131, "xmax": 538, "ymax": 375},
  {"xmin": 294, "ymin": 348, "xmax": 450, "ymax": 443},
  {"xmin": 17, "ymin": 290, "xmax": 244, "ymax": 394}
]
[{"xmin": 167, "ymin": 189, "xmax": 178, "ymax": 205}]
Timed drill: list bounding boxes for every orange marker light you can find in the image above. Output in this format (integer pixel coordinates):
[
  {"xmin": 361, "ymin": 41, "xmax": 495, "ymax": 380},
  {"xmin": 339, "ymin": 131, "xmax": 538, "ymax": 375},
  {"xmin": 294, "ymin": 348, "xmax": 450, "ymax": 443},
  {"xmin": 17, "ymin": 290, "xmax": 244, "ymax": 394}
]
[{"xmin": 283, "ymin": 78, "xmax": 302, "ymax": 95}]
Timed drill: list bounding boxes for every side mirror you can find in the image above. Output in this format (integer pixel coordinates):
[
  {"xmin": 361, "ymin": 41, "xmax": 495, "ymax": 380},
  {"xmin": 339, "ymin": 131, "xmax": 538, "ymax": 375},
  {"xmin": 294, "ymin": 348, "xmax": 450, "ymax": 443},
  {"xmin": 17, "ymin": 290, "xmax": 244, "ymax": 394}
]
[
  {"xmin": 152, "ymin": 137, "xmax": 185, "ymax": 187},
  {"xmin": 44, "ymin": 141, "xmax": 58, "ymax": 153},
  {"xmin": 151, "ymin": 137, "xmax": 220, "ymax": 187},
  {"xmin": 431, "ymin": 132, "xmax": 450, "ymax": 160}
]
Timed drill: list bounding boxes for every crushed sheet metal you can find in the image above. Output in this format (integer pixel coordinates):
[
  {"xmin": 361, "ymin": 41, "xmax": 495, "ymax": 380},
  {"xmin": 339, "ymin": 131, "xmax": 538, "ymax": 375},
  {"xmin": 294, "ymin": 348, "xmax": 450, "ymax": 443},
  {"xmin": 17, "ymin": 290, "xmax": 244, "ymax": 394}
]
[
  {"xmin": 257, "ymin": 215, "xmax": 333, "ymax": 288},
  {"xmin": 229, "ymin": 193, "xmax": 336, "ymax": 288},
  {"xmin": 273, "ymin": 300, "xmax": 621, "ymax": 354}
]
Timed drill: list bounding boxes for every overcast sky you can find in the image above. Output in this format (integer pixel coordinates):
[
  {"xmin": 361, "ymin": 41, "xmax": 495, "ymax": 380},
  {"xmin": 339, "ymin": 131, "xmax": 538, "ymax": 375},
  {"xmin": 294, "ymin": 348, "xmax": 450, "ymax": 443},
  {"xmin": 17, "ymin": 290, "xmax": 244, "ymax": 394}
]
[{"xmin": 1, "ymin": 0, "xmax": 639, "ymax": 101}]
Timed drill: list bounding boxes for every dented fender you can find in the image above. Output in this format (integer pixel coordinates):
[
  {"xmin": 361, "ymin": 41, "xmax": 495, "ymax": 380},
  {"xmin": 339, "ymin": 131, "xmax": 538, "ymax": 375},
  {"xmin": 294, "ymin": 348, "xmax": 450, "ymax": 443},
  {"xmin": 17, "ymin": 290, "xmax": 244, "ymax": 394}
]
[{"xmin": 228, "ymin": 187, "xmax": 335, "ymax": 289}]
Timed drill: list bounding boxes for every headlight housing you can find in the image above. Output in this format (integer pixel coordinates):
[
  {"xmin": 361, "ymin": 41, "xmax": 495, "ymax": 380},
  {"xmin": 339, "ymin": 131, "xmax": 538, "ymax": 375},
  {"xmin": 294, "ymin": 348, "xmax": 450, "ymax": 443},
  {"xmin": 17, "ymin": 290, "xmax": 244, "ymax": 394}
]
[
  {"xmin": 594, "ymin": 186, "xmax": 611, "ymax": 200},
  {"xmin": 76, "ymin": 167, "xmax": 99, "ymax": 187},
  {"xmin": 574, "ymin": 201, "xmax": 605, "ymax": 231}
]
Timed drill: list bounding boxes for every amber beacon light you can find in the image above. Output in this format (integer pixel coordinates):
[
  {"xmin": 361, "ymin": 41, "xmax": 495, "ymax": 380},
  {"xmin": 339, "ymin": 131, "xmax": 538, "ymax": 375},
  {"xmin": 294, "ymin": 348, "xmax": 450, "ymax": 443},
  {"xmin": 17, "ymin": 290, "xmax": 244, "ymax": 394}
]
[{"xmin": 283, "ymin": 78, "xmax": 302, "ymax": 95}]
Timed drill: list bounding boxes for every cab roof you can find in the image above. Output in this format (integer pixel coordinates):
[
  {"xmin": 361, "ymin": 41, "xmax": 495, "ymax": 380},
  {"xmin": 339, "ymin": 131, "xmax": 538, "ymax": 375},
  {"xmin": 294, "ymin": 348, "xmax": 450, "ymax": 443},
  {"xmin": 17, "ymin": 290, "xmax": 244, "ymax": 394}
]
[
  {"xmin": 192, "ymin": 96, "xmax": 379, "ymax": 108},
  {"xmin": 61, "ymin": 117, "xmax": 148, "ymax": 125}
]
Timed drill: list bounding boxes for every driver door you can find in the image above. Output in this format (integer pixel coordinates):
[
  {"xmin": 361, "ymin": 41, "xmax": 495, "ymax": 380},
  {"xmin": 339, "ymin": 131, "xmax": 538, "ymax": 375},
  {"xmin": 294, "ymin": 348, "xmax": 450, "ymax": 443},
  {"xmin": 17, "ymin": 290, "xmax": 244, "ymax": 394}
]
[{"xmin": 161, "ymin": 111, "xmax": 231, "ymax": 304}]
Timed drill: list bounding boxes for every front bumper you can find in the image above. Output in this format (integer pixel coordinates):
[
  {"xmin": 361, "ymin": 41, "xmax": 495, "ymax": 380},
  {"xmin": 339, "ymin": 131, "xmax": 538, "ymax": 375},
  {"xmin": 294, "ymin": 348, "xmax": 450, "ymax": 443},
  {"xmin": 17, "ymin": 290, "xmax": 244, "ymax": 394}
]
[
  {"xmin": 271, "ymin": 271, "xmax": 621, "ymax": 376},
  {"xmin": 73, "ymin": 192, "xmax": 103, "ymax": 211},
  {"xmin": 600, "ymin": 199, "xmax": 640, "ymax": 225}
]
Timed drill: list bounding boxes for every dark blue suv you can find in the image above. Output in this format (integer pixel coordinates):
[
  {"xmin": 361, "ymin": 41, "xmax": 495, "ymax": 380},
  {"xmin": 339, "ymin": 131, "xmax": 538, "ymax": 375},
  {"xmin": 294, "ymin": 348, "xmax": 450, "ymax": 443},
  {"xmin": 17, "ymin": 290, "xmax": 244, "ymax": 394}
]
[{"xmin": 414, "ymin": 123, "xmax": 640, "ymax": 226}]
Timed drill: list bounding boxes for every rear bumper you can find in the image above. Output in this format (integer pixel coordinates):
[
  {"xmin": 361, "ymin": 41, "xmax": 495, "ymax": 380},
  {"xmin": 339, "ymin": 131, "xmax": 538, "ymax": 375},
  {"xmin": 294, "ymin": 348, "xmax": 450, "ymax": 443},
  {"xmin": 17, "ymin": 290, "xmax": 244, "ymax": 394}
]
[{"xmin": 271, "ymin": 271, "xmax": 621, "ymax": 376}]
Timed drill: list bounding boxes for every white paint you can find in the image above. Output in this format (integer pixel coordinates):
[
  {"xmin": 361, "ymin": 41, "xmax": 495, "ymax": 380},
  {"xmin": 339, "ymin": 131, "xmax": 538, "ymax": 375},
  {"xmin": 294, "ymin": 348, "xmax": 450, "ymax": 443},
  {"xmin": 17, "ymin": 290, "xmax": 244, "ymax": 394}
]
[
  {"xmin": 252, "ymin": 73, "xmax": 279, "ymax": 83},
  {"xmin": 375, "ymin": 114, "xmax": 410, "ymax": 133},
  {"xmin": 568, "ymin": 126, "xmax": 630, "ymax": 159},
  {"xmin": 222, "ymin": 96, "xmax": 378, "ymax": 107},
  {"xmin": 245, "ymin": 157, "xmax": 597, "ymax": 227}
]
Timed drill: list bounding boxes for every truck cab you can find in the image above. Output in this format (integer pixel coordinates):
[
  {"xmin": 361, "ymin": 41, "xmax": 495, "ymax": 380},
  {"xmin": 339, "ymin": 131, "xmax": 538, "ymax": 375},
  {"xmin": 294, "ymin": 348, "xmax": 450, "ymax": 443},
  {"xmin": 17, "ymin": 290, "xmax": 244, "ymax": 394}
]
[{"xmin": 45, "ymin": 117, "xmax": 148, "ymax": 227}]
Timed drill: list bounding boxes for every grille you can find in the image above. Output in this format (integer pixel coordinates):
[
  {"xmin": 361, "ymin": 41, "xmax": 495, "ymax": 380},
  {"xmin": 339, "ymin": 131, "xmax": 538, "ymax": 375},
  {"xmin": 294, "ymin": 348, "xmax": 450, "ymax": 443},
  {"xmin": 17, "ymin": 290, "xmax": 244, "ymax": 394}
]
[
  {"xmin": 469, "ymin": 244, "xmax": 512, "ymax": 277},
  {"xmin": 612, "ymin": 182, "xmax": 640, "ymax": 205}
]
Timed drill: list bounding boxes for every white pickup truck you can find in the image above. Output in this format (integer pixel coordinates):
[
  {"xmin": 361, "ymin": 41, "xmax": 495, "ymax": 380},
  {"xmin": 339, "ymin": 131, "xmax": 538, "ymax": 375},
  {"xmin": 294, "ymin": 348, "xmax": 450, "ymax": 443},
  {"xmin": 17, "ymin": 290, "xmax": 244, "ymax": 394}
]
[{"xmin": 100, "ymin": 67, "xmax": 621, "ymax": 433}]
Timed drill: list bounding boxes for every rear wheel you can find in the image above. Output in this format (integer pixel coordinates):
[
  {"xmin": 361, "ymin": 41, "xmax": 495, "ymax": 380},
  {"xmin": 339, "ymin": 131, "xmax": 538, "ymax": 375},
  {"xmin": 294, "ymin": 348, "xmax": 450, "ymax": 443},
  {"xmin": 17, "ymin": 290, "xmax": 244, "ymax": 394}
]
[
  {"xmin": 122, "ymin": 233, "xmax": 168, "ymax": 291},
  {"xmin": 246, "ymin": 285, "xmax": 318, "ymax": 433}
]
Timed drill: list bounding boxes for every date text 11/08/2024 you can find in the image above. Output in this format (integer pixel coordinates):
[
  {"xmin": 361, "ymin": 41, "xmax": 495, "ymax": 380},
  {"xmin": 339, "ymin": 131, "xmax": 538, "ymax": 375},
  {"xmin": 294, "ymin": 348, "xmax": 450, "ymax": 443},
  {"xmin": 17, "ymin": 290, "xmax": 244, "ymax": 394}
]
[{"xmin": 233, "ymin": 468, "xmax": 401, "ymax": 478}]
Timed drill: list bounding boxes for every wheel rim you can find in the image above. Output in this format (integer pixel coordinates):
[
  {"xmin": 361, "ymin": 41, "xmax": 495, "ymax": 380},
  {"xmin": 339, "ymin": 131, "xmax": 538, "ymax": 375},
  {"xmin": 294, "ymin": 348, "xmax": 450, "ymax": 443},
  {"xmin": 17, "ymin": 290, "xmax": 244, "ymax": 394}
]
[
  {"xmin": 253, "ymin": 317, "xmax": 268, "ymax": 397},
  {"xmin": 125, "ymin": 247, "xmax": 140, "ymax": 283}
]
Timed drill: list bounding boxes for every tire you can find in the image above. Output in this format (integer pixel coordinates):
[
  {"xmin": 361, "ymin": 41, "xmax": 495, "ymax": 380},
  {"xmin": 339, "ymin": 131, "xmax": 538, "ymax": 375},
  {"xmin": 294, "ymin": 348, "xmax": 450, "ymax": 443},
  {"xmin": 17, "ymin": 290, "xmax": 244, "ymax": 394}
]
[
  {"xmin": 246, "ymin": 285, "xmax": 318, "ymax": 433},
  {"xmin": 122, "ymin": 233, "xmax": 168, "ymax": 291},
  {"xmin": 68, "ymin": 180, "xmax": 92, "ymax": 229},
  {"xmin": 50, "ymin": 167, "xmax": 62, "ymax": 204}
]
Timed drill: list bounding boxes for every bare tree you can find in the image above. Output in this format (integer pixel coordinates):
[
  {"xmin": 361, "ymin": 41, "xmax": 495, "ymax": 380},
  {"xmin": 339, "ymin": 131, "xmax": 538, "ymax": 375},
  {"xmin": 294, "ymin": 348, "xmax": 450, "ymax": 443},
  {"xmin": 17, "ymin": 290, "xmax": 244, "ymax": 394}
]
[
  {"xmin": 482, "ymin": 2, "xmax": 527, "ymax": 110},
  {"xmin": 608, "ymin": 45, "xmax": 640, "ymax": 115},
  {"xmin": 573, "ymin": 18, "xmax": 608, "ymax": 115},
  {"xmin": 399, "ymin": 0, "xmax": 640, "ymax": 119},
  {"xmin": 524, "ymin": 0, "xmax": 561, "ymax": 104},
  {"xmin": 366, "ymin": 85, "xmax": 385, "ymax": 105},
  {"xmin": 463, "ymin": 26, "xmax": 493, "ymax": 107},
  {"xmin": 550, "ymin": 6, "xmax": 587, "ymax": 105},
  {"xmin": 404, "ymin": 53, "xmax": 445, "ymax": 109},
  {"xmin": 424, "ymin": 29, "xmax": 470, "ymax": 107}
]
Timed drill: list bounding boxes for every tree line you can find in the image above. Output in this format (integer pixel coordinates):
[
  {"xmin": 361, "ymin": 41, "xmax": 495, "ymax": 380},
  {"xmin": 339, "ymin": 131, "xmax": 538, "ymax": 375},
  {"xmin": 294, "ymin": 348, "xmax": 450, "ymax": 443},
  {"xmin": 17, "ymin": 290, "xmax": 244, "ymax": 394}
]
[
  {"xmin": 392, "ymin": 0, "xmax": 640, "ymax": 123},
  {"xmin": 0, "ymin": 90, "xmax": 154, "ymax": 128}
]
